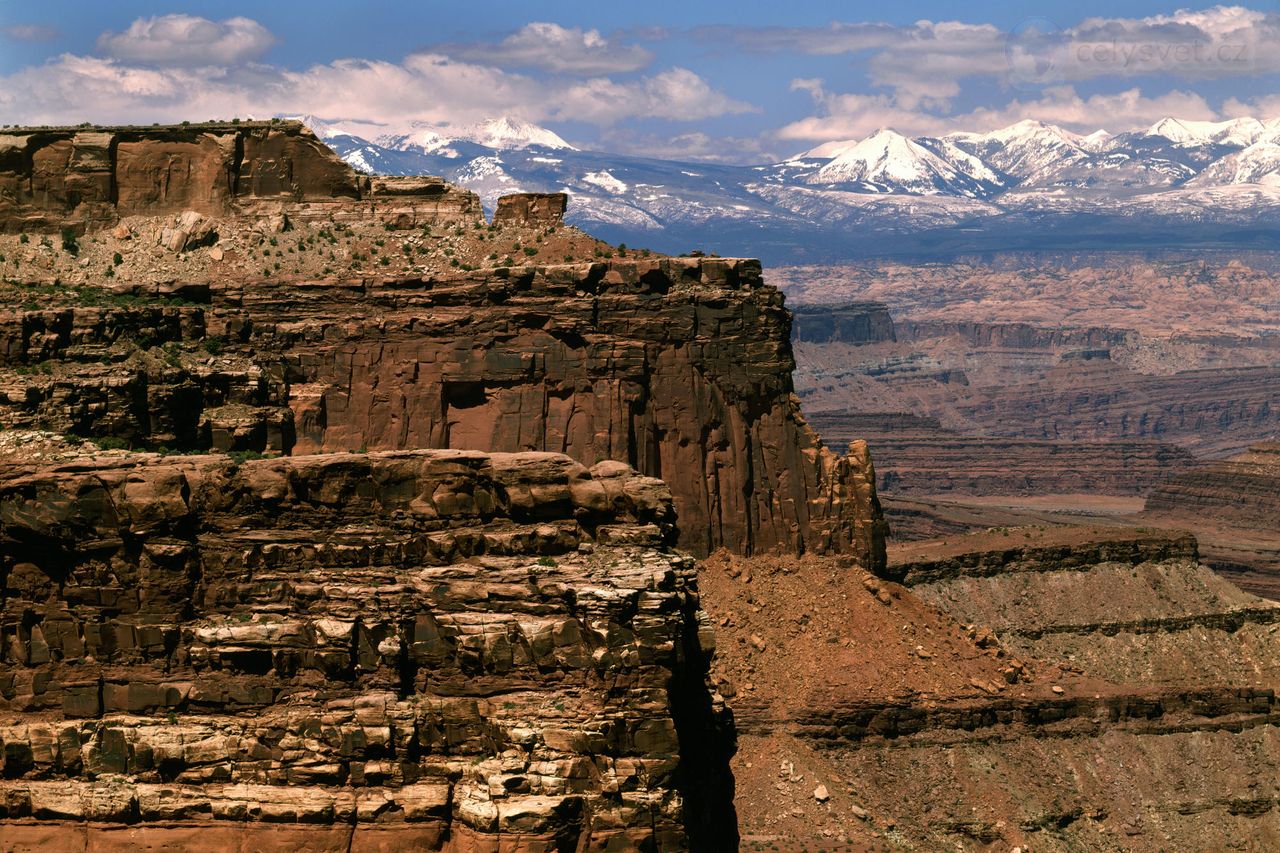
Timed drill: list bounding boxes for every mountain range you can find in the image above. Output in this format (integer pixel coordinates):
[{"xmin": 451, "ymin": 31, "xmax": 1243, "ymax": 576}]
[{"xmin": 298, "ymin": 115, "xmax": 1280, "ymax": 262}]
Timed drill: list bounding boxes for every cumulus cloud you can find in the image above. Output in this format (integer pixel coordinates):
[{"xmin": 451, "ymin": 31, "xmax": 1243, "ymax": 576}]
[
  {"xmin": 0, "ymin": 50, "xmax": 751, "ymax": 131},
  {"xmin": 707, "ymin": 5, "xmax": 1278, "ymax": 103},
  {"xmin": 748, "ymin": 6, "xmax": 1274, "ymax": 151},
  {"xmin": 556, "ymin": 68, "xmax": 756, "ymax": 124},
  {"xmin": 3, "ymin": 24, "xmax": 59, "ymax": 43},
  {"xmin": 441, "ymin": 22, "xmax": 652, "ymax": 75},
  {"xmin": 96, "ymin": 14, "xmax": 276, "ymax": 66}
]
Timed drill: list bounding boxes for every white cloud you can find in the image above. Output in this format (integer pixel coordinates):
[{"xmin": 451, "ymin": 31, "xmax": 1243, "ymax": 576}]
[
  {"xmin": 442, "ymin": 22, "xmax": 653, "ymax": 75},
  {"xmin": 96, "ymin": 15, "xmax": 275, "ymax": 66},
  {"xmin": 777, "ymin": 82, "xmax": 1219, "ymax": 142},
  {"xmin": 709, "ymin": 6, "xmax": 1280, "ymax": 103},
  {"xmin": 0, "ymin": 51, "xmax": 751, "ymax": 131},
  {"xmin": 557, "ymin": 68, "xmax": 756, "ymax": 124}
]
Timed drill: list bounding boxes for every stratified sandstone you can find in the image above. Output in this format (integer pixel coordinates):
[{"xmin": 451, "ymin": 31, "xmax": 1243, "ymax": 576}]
[
  {"xmin": 1145, "ymin": 442, "xmax": 1280, "ymax": 531},
  {"xmin": 704, "ymin": 526, "xmax": 1280, "ymax": 850},
  {"xmin": 1143, "ymin": 442, "xmax": 1280, "ymax": 598},
  {"xmin": 0, "ymin": 449, "xmax": 735, "ymax": 849},
  {"xmin": 0, "ymin": 122, "xmax": 902, "ymax": 851},
  {"xmin": 807, "ymin": 411, "xmax": 1196, "ymax": 496}
]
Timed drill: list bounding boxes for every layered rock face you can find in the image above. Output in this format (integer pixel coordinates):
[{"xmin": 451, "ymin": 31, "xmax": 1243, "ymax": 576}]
[
  {"xmin": 492, "ymin": 193, "xmax": 568, "ymax": 227},
  {"xmin": 0, "ymin": 122, "xmax": 480, "ymax": 233},
  {"xmin": 1145, "ymin": 442, "xmax": 1280, "ymax": 529},
  {"xmin": 0, "ymin": 123, "xmax": 901, "ymax": 850},
  {"xmin": 808, "ymin": 411, "xmax": 1196, "ymax": 496},
  {"xmin": 0, "ymin": 259, "xmax": 885, "ymax": 566},
  {"xmin": 0, "ymin": 449, "xmax": 735, "ymax": 850},
  {"xmin": 1143, "ymin": 442, "xmax": 1280, "ymax": 598}
]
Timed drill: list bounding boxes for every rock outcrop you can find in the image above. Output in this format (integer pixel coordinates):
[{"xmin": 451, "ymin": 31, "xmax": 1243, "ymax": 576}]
[
  {"xmin": 0, "ymin": 122, "xmax": 480, "ymax": 234},
  {"xmin": 1145, "ymin": 442, "xmax": 1280, "ymax": 530},
  {"xmin": 0, "ymin": 449, "xmax": 736, "ymax": 849},
  {"xmin": 0, "ymin": 123, "xmax": 903, "ymax": 850},
  {"xmin": 789, "ymin": 302, "xmax": 896, "ymax": 345}
]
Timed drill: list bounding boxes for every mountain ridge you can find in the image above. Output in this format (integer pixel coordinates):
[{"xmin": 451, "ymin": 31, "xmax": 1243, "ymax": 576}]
[{"xmin": 302, "ymin": 114, "xmax": 1280, "ymax": 261}]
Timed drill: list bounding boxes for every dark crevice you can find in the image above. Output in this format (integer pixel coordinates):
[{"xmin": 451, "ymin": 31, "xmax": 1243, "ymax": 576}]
[{"xmin": 669, "ymin": 597, "xmax": 739, "ymax": 850}]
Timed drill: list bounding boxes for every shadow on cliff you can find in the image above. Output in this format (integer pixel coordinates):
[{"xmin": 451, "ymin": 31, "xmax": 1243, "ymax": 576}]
[{"xmin": 670, "ymin": 602, "xmax": 740, "ymax": 850}]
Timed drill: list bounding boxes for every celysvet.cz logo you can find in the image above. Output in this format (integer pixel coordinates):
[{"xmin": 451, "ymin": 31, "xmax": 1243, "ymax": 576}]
[
  {"xmin": 1006, "ymin": 18, "xmax": 1069, "ymax": 89},
  {"xmin": 1006, "ymin": 16, "xmax": 1254, "ymax": 87}
]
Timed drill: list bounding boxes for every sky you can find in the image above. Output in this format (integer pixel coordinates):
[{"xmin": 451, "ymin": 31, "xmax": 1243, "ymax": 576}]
[{"xmin": 3, "ymin": 2, "xmax": 1280, "ymax": 161}]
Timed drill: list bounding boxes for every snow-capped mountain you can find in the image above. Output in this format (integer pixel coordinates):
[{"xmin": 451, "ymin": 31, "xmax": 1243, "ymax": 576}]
[
  {"xmin": 951, "ymin": 120, "xmax": 1090, "ymax": 185},
  {"xmin": 1144, "ymin": 117, "xmax": 1270, "ymax": 148},
  {"xmin": 807, "ymin": 129, "xmax": 1004, "ymax": 199},
  {"xmin": 302, "ymin": 114, "xmax": 1280, "ymax": 262},
  {"xmin": 1188, "ymin": 139, "xmax": 1280, "ymax": 187},
  {"xmin": 378, "ymin": 117, "xmax": 576, "ymax": 153}
]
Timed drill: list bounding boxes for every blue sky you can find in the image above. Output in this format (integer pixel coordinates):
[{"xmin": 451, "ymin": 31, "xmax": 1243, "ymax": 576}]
[{"xmin": 3, "ymin": 3, "xmax": 1280, "ymax": 161}]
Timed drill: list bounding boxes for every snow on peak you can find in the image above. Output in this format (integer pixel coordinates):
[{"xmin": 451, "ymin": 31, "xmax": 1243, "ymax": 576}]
[
  {"xmin": 983, "ymin": 119, "xmax": 1078, "ymax": 146},
  {"xmin": 810, "ymin": 129, "xmax": 1000, "ymax": 197},
  {"xmin": 289, "ymin": 114, "xmax": 388, "ymax": 141},
  {"xmin": 366, "ymin": 117, "xmax": 576, "ymax": 154},
  {"xmin": 799, "ymin": 138, "xmax": 862, "ymax": 159},
  {"xmin": 467, "ymin": 117, "xmax": 575, "ymax": 151},
  {"xmin": 1078, "ymin": 129, "xmax": 1113, "ymax": 152},
  {"xmin": 1146, "ymin": 117, "xmax": 1265, "ymax": 147},
  {"xmin": 1189, "ymin": 137, "xmax": 1280, "ymax": 187}
]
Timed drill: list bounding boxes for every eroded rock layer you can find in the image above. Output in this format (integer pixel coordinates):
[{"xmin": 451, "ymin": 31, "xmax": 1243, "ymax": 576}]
[
  {"xmin": 808, "ymin": 411, "xmax": 1195, "ymax": 496},
  {"xmin": 0, "ymin": 258, "xmax": 885, "ymax": 565},
  {"xmin": 0, "ymin": 449, "xmax": 735, "ymax": 850},
  {"xmin": 1143, "ymin": 442, "xmax": 1280, "ymax": 598},
  {"xmin": 705, "ymin": 527, "xmax": 1280, "ymax": 850}
]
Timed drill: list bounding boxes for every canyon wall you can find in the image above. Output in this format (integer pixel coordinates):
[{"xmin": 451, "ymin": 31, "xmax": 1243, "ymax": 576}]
[
  {"xmin": 1142, "ymin": 443, "xmax": 1280, "ymax": 598},
  {"xmin": 0, "ymin": 449, "xmax": 735, "ymax": 849},
  {"xmin": 0, "ymin": 123, "xmax": 903, "ymax": 850},
  {"xmin": 0, "ymin": 259, "xmax": 886, "ymax": 566},
  {"xmin": 807, "ymin": 411, "xmax": 1196, "ymax": 496},
  {"xmin": 790, "ymin": 302, "xmax": 895, "ymax": 344}
]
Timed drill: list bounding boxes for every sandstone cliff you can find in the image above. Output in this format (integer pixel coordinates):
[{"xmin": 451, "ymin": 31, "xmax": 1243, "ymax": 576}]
[
  {"xmin": 0, "ymin": 259, "xmax": 885, "ymax": 566},
  {"xmin": 0, "ymin": 121, "xmax": 480, "ymax": 233},
  {"xmin": 0, "ymin": 449, "xmax": 736, "ymax": 849}
]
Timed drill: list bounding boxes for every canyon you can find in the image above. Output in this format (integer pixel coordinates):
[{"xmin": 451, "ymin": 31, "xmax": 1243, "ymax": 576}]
[
  {"xmin": 784, "ymin": 262, "xmax": 1280, "ymax": 597},
  {"xmin": 2, "ymin": 123, "xmax": 1280, "ymax": 851}
]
